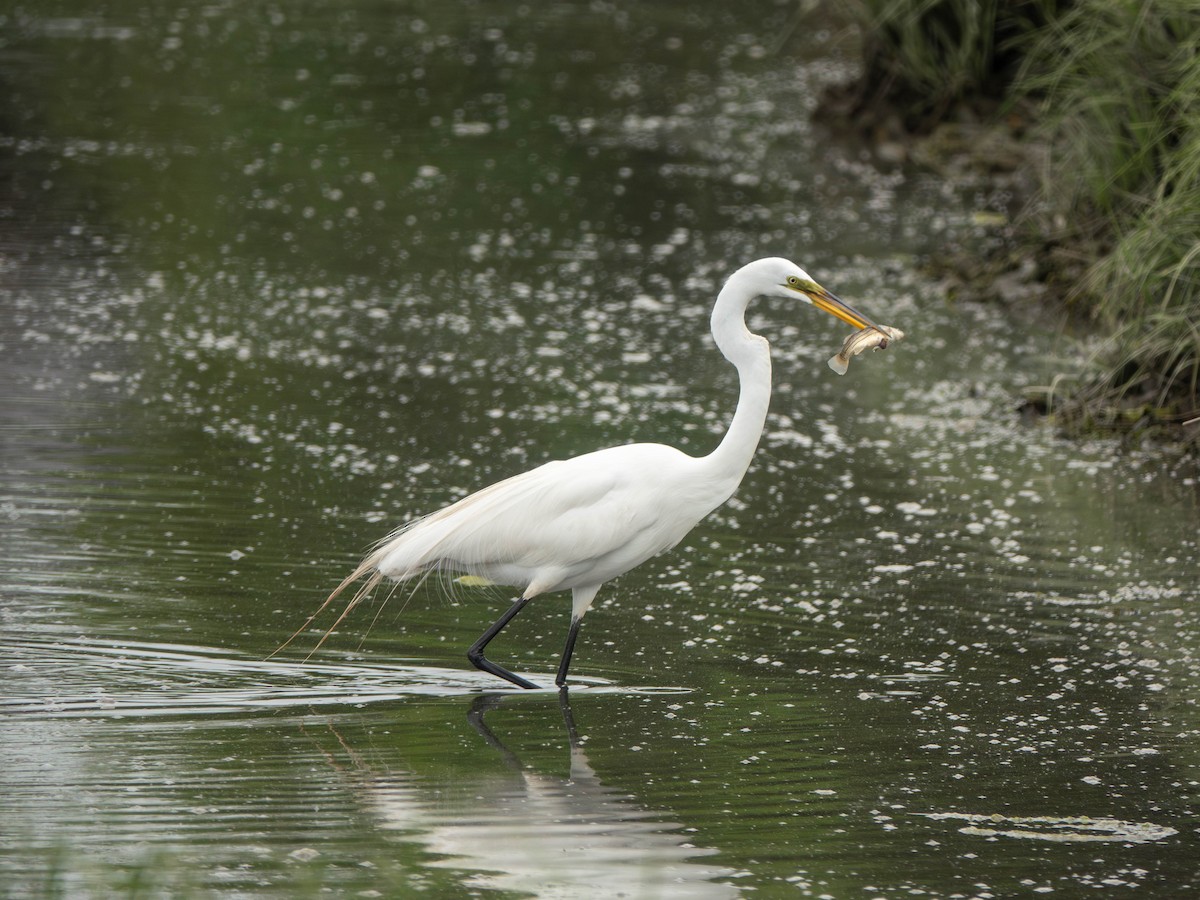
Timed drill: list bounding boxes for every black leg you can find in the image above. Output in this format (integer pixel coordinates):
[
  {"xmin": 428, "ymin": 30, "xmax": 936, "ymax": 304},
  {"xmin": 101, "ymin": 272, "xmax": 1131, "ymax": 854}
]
[
  {"xmin": 467, "ymin": 596, "xmax": 541, "ymax": 690},
  {"xmin": 555, "ymin": 616, "xmax": 583, "ymax": 689}
]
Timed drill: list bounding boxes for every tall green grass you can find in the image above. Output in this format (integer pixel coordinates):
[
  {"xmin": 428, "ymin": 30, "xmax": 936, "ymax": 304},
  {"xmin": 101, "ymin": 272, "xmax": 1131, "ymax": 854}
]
[
  {"xmin": 839, "ymin": 0, "xmax": 1200, "ymax": 443},
  {"xmin": 845, "ymin": 0, "xmax": 1059, "ymax": 127},
  {"xmin": 1021, "ymin": 0, "xmax": 1200, "ymax": 433}
]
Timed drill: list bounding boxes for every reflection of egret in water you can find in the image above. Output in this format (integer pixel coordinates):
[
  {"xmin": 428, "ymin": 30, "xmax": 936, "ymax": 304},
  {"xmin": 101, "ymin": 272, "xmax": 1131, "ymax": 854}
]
[{"xmin": 333, "ymin": 696, "xmax": 741, "ymax": 899}]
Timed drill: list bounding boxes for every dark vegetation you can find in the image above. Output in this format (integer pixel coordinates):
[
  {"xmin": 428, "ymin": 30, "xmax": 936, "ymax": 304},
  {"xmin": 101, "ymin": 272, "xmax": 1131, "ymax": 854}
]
[{"xmin": 824, "ymin": 0, "xmax": 1200, "ymax": 449}]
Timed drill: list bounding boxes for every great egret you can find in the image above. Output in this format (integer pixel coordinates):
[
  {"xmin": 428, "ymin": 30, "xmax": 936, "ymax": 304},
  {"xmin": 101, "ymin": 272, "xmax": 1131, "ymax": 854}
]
[{"xmin": 283, "ymin": 257, "xmax": 885, "ymax": 689}]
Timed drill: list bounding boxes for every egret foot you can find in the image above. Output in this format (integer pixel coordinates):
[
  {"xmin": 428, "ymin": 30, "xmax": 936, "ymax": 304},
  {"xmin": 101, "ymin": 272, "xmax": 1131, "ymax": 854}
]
[{"xmin": 467, "ymin": 595, "xmax": 541, "ymax": 690}]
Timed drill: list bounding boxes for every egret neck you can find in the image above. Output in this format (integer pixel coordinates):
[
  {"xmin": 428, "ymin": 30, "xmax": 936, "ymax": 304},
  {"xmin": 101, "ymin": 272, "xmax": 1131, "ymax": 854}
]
[{"xmin": 704, "ymin": 274, "xmax": 773, "ymax": 503}]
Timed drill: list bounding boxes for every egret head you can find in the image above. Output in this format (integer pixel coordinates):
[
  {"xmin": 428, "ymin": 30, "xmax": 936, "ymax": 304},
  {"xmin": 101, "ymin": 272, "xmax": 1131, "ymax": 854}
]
[{"xmin": 738, "ymin": 257, "xmax": 880, "ymax": 331}]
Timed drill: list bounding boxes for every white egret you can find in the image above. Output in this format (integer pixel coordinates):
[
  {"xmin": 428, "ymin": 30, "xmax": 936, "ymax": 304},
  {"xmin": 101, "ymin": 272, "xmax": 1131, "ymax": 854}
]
[{"xmin": 282, "ymin": 257, "xmax": 884, "ymax": 689}]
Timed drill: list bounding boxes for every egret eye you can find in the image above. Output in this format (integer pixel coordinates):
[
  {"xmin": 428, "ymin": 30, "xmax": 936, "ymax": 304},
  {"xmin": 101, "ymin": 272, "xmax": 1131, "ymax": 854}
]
[{"xmin": 786, "ymin": 275, "xmax": 801, "ymax": 287}]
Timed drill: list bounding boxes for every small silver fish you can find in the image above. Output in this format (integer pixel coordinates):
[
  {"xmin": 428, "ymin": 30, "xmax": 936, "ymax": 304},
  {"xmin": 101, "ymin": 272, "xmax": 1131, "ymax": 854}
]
[{"xmin": 828, "ymin": 325, "xmax": 905, "ymax": 375}]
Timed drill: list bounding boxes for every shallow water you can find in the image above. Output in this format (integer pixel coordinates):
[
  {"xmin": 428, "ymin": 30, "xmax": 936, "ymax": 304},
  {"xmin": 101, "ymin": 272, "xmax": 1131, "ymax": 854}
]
[{"xmin": 3, "ymin": 1, "xmax": 1200, "ymax": 896}]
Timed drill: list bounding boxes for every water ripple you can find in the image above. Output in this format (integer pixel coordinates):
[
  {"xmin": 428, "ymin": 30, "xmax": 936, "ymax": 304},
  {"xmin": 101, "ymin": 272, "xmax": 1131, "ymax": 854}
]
[
  {"xmin": 2, "ymin": 637, "xmax": 651, "ymax": 718},
  {"xmin": 918, "ymin": 811, "xmax": 1178, "ymax": 843}
]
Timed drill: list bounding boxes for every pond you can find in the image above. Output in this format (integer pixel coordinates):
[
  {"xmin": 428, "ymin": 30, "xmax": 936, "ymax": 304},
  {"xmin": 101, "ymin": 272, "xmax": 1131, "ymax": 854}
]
[{"xmin": 3, "ymin": 1, "xmax": 1199, "ymax": 896}]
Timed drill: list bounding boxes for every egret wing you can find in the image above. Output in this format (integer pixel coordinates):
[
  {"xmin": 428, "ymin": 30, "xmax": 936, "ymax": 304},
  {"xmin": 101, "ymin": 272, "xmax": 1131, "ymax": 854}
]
[{"xmin": 374, "ymin": 443, "xmax": 696, "ymax": 590}]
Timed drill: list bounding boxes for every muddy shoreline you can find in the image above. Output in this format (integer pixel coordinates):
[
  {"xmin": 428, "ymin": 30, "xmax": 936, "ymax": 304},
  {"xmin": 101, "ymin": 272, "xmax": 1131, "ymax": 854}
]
[{"xmin": 818, "ymin": 76, "xmax": 1199, "ymax": 452}]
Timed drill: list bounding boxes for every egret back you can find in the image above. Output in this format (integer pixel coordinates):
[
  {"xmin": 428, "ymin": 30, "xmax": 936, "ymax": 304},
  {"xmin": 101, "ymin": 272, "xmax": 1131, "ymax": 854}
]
[{"xmin": 370, "ymin": 442, "xmax": 719, "ymax": 596}]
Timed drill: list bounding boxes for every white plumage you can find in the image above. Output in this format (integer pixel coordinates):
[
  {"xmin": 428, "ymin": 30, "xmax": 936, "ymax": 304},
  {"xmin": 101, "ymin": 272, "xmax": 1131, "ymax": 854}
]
[
  {"xmin": 378, "ymin": 445, "xmax": 719, "ymax": 602},
  {"xmin": 281, "ymin": 257, "xmax": 882, "ymax": 689}
]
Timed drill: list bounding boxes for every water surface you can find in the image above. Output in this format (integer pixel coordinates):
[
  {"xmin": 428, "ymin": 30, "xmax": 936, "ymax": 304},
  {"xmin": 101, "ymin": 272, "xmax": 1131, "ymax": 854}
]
[{"xmin": 3, "ymin": 1, "xmax": 1199, "ymax": 896}]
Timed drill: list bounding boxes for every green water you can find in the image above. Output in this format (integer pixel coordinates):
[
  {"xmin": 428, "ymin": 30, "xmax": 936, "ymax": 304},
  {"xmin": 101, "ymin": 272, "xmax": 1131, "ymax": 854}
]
[{"xmin": 3, "ymin": 2, "xmax": 1199, "ymax": 896}]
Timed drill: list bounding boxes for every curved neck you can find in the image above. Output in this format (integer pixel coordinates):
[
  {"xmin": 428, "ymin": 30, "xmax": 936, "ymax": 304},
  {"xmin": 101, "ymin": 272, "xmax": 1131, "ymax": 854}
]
[{"xmin": 703, "ymin": 279, "xmax": 772, "ymax": 496}]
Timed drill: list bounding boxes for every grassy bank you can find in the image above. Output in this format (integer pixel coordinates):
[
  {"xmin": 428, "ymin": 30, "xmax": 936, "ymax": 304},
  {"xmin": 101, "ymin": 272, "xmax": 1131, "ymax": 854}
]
[{"xmin": 829, "ymin": 0, "xmax": 1200, "ymax": 448}]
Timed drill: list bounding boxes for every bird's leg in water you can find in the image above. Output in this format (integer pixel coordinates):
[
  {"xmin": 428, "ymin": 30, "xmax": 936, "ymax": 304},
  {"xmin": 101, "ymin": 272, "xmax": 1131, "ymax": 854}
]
[
  {"xmin": 467, "ymin": 596, "xmax": 541, "ymax": 689},
  {"xmin": 555, "ymin": 616, "xmax": 583, "ymax": 689}
]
